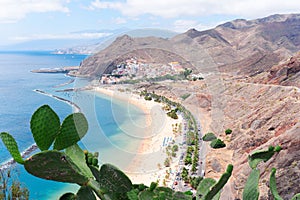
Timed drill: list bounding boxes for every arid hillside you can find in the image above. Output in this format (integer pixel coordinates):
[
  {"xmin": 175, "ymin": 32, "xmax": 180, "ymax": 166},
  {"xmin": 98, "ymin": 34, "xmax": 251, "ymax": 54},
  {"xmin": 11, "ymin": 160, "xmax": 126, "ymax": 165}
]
[
  {"xmin": 74, "ymin": 13, "xmax": 300, "ymax": 199},
  {"xmin": 76, "ymin": 13, "xmax": 300, "ymax": 78}
]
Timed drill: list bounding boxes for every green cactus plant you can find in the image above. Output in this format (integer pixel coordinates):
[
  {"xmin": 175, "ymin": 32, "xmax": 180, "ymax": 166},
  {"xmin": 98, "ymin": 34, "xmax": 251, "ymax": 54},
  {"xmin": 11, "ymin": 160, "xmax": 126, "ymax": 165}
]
[
  {"xmin": 291, "ymin": 194, "xmax": 300, "ymax": 200},
  {"xmin": 248, "ymin": 145, "xmax": 281, "ymax": 169},
  {"xmin": 24, "ymin": 150, "xmax": 91, "ymax": 185},
  {"xmin": 196, "ymin": 178, "xmax": 217, "ymax": 199},
  {"xmin": 196, "ymin": 164, "xmax": 233, "ymax": 200},
  {"xmin": 127, "ymin": 189, "xmax": 139, "ymax": 200},
  {"xmin": 242, "ymin": 145, "xmax": 280, "ymax": 200},
  {"xmin": 65, "ymin": 144, "xmax": 94, "ymax": 178},
  {"xmin": 30, "ymin": 105, "xmax": 60, "ymax": 151},
  {"xmin": 138, "ymin": 190, "xmax": 157, "ymax": 200},
  {"xmin": 59, "ymin": 192, "xmax": 77, "ymax": 200},
  {"xmin": 54, "ymin": 113, "xmax": 88, "ymax": 150},
  {"xmin": 204, "ymin": 164, "xmax": 233, "ymax": 200},
  {"xmin": 59, "ymin": 186, "xmax": 96, "ymax": 200},
  {"xmin": 269, "ymin": 168, "xmax": 300, "ymax": 200},
  {"xmin": 97, "ymin": 163, "xmax": 133, "ymax": 199},
  {"xmin": 135, "ymin": 185, "xmax": 192, "ymax": 200},
  {"xmin": 0, "ymin": 132, "xmax": 24, "ymax": 164},
  {"xmin": 76, "ymin": 186, "xmax": 97, "ymax": 200},
  {"xmin": 242, "ymin": 169, "xmax": 260, "ymax": 200},
  {"xmin": 242, "ymin": 145, "xmax": 300, "ymax": 200},
  {"xmin": 269, "ymin": 168, "xmax": 283, "ymax": 200}
]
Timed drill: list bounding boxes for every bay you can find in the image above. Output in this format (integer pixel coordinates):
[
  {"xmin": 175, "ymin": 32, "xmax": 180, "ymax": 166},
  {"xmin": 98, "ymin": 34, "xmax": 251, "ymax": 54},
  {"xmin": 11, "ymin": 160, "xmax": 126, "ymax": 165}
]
[{"xmin": 0, "ymin": 51, "xmax": 146, "ymax": 199}]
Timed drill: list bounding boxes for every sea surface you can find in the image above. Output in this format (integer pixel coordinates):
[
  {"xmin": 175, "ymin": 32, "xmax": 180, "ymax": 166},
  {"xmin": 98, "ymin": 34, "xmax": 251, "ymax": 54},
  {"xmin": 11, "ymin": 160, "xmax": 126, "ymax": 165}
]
[{"xmin": 0, "ymin": 51, "xmax": 147, "ymax": 199}]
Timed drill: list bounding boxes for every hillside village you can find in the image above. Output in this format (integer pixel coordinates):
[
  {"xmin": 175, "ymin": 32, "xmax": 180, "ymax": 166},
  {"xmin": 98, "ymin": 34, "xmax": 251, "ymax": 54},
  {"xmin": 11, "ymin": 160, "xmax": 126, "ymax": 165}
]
[{"xmin": 100, "ymin": 58, "xmax": 188, "ymax": 84}]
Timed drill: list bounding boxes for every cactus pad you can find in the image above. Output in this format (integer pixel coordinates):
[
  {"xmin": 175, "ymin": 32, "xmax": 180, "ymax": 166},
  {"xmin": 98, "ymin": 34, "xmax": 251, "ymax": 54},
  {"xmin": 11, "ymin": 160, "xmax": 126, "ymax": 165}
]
[
  {"xmin": 204, "ymin": 164, "xmax": 233, "ymax": 200},
  {"xmin": 138, "ymin": 190, "xmax": 156, "ymax": 200},
  {"xmin": 173, "ymin": 192, "xmax": 193, "ymax": 200},
  {"xmin": 98, "ymin": 164, "xmax": 132, "ymax": 199},
  {"xmin": 196, "ymin": 178, "xmax": 216, "ymax": 200},
  {"xmin": 269, "ymin": 168, "xmax": 283, "ymax": 200},
  {"xmin": 54, "ymin": 113, "xmax": 88, "ymax": 150},
  {"xmin": 65, "ymin": 144, "xmax": 93, "ymax": 178},
  {"xmin": 24, "ymin": 150, "xmax": 90, "ymax": 185},
  {"xmin": 59, "ymin": 193, "xmax": 76, "ymax": 200},
  {"xmin": 242, "ymin": 169, "xmax": 260, "ymax": 200},
  {"xmin": 248, "ymin": 145, "xmax": 281, "ymax": 169},
  {"xmin": 30, "ymin": 105, "xmax": 60, "ymax": 150},
  {"xmin": 0, "ymin": 132, "xmax": 24, "ymax": 164},
  {"xmin": 76, "ymin": 186, "xmax": 96, "ymax": 200}
]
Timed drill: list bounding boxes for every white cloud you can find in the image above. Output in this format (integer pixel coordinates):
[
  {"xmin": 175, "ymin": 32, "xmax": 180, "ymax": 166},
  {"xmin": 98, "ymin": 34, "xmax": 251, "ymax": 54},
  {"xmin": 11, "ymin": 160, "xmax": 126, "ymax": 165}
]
[
  {"xmin": 88, "ymin": 0, "xmax": 123, "ymax": 10},
  {"xmin": 113, "ymin": 17, "xmax": 127, "ymax": 24},
  {"xmin": 12, "ymin": 32, "xmax": 112, "ymax": 42},
  {"xmin": 0, "ymin": 0, "xmax": 70, "ymax": 23},
  {"xmin": 89, "ymin": 0, "xmax": 300, "ymax": 19},
  {"xmin": 173, "ymin": 20, "xmax": 220, "ymax": 32},
  {"xmin": 173, "ymin": 20, "xmax": 198, "ymax": 32}
]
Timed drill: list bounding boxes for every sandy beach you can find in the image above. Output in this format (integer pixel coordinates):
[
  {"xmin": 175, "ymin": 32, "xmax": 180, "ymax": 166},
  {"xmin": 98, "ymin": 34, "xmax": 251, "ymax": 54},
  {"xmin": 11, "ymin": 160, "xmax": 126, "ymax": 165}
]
[{"xmin": 94, "ymin": 86, "xmax": 184, "ymax": 187}]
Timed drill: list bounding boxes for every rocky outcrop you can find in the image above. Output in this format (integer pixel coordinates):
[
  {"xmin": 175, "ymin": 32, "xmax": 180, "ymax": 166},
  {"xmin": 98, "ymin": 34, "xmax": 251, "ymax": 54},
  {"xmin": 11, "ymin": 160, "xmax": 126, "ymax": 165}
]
[
  {"xmin": 268, "ymin": 53, "xmax": 300, "ymax": 87},
  {"xmin": 248, "ymin": 52, "xmax": 300, "ymax": 87}
]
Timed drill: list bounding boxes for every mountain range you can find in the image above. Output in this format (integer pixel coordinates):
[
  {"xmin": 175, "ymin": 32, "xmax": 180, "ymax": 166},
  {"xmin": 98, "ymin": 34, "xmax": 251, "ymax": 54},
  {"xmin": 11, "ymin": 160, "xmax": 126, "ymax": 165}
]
[
  {"xmin": 74, "ymin": 13, "xmax": 300, "ymax": 199},
  {"xmin": 77, "ymin": 13, "xmax": 300, "ymax": 79}
]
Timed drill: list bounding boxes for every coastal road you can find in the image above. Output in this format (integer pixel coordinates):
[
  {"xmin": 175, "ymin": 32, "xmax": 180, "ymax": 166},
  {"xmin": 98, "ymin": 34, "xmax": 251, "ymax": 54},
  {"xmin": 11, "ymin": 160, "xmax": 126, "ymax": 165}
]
[{"xmin": 171, "ymin": 115, "xmax": 206, "ymax": 193}]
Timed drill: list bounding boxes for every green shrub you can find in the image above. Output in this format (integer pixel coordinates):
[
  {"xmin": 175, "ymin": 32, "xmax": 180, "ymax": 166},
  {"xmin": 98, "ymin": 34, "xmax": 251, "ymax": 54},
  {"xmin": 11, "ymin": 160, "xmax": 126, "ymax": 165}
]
[
  {"xmin": 144, "ymin": 96, "xmax": 152, "ymax": 101},
  {"xmin": 225, "ymin": 129, "xmax": 232, "ymax": 135},
  {"xmin": 210, "ymin": 139, "xmax": 226, "ymax": 149},
  {"xmin": 172, "ymin": 145, "xmax": 178, "ymax": 152},
  {"xmin": 167, "ymin": 110, "xmax": 178, "ymax": 119},
  {"xmin": 202, "ymin": 132, "xmax": 217, "ymax": 141},
  {"xmin": 164, "ymin": 158, "xmax": 170, "ymax": 167}
]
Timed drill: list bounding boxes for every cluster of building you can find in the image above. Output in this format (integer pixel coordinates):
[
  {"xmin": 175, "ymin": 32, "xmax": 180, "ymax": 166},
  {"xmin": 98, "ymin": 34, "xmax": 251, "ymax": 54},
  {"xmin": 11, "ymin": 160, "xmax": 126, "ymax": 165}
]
[{"xmin": 100, "ymin": 57, "xmax": 186, "ymax": 84}]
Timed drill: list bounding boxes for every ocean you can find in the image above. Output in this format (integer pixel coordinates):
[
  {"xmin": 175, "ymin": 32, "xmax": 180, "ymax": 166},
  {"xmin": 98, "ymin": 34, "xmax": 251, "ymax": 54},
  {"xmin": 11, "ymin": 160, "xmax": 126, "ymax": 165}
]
[{"xmin": 0, "ymin": 51, "xmax": 147, "ymax": 199}]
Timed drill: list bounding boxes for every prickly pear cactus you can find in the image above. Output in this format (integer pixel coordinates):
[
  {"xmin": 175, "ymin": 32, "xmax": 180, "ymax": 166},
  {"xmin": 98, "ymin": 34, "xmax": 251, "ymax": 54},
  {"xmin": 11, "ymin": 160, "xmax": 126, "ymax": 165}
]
[
  {"xmin": 135, "ymin": 184, "xmax": 192, "ymax": 200},
  {"xmin": 97, "ymin": 163, "xmax": 133, "ymax": 199},
  {"xmin": 204, "ymin": 164, "xmax": 233, "ymax": 200},
  {"xmin": 59, "ymin": 186, "xmax": 96, "ymax": 200},
  {"xmin": 291, "ymin": 193, "xmax": 300, "ymax": 200},
  {"xmin": 30, "ymin": 105, "xmax": 60, "ymax": 150},
  {"xmin": 196, "ymin": 178, "xmax": 216, "ymax": 199},
  {"xmin": 196, "ymin": 164, "xmax": 233, "ymax": 200},
  {"xmin": 0, "ymin": 132, "xmax": 24, "ymax": 164},
  {"xmin": 76, "ymin": 186, "xmax": 97, "ymax": 200},
  {"xmin": 54, "ymin": 113, "xmax": 88, "ymax": 150},
  {"xmin": 243, "ymin": 168, "xmax": 260, "ymax": 200},
  {"xmin": 269, "ymin": 168, "xmax": 283, "ymax": 200},
  {"xmin": 248, "ymin": 145, "xmax": 281, "ymax": 169},
  {"xmin": 65, "ymin": 144, "xmax": 94, "ymax": 178},
  {"xmin": 24, "ymin": 150, "xmax": 91, "ymax": 185},
  {"xmin": 59, "ymin": 192, "xmax": 77, "ymax": 200}
]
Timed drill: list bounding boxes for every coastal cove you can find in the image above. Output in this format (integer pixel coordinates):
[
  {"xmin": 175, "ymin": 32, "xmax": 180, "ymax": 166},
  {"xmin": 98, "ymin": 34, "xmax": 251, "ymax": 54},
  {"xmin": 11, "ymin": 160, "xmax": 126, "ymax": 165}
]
[{"xmin": 0, "ymin": 51, "xmax": 187, "ymax": 199}]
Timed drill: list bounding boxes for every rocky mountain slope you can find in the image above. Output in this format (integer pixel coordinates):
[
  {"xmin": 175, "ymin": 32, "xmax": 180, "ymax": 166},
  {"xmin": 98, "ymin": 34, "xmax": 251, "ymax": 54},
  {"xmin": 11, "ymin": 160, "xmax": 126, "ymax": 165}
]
[
  {"xmin": 249, "ymin": 52, "xmax": 300, "ymax": 87},
  {"xmin": 74, "ymin": 13, "xmax": 300, "ymax": 199},
  {"xmin": 76, "ymin": 13, "xmax": 300, "ymax": 78}
]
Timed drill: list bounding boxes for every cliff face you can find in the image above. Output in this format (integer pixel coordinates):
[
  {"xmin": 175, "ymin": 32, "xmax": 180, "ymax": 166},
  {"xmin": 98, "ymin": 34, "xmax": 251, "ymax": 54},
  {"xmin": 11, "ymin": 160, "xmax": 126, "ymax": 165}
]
[{"xmin": 220, "ymin": 79, "xmax": 300, "ymax": 199}]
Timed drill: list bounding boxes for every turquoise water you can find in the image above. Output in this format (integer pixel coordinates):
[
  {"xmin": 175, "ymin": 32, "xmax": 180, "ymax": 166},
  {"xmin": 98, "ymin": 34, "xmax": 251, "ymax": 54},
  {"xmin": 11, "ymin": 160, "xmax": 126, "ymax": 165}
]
[{"xmin": 0, "ymin": 51, "xmax": 147, "ymax": 199}]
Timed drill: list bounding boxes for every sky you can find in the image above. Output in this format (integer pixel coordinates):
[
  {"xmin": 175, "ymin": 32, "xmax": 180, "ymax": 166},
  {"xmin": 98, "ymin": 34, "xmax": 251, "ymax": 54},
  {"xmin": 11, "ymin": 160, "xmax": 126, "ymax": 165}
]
[{"xmin": 0, "ymin": 0, "xmax": 300, "ymax": 47}]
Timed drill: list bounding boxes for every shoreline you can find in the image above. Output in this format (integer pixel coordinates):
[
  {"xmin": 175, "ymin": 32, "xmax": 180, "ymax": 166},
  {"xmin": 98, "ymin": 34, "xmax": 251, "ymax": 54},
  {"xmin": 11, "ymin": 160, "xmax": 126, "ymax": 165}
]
[
  {"xmin": 1, "ymin": 89, "xmax": 81, "ymax": 171},
  {"xmin": 34, "ymin": 89, "xmax": 81, "ymax": 113},
  {"xmin": 94, "ymin": 85, "xmax": 184, "ymax": 186},
  {"xmin": 1, "ymin": 84, "xmax": 186, "ymax": 189},
  {"xmin": 0, "ymin": 144, "xmax": 38, "ymax": 171}
]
